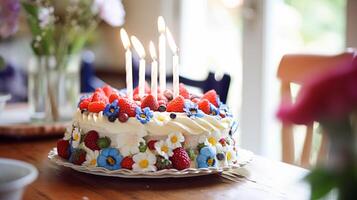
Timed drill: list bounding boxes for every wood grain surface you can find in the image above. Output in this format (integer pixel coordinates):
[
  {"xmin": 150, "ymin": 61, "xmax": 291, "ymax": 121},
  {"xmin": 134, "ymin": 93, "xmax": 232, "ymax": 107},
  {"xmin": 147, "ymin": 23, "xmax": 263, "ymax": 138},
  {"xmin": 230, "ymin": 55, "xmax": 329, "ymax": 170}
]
[{"xmin": 0, "ymin": 138, "xmax": 310, "ymax": 200}]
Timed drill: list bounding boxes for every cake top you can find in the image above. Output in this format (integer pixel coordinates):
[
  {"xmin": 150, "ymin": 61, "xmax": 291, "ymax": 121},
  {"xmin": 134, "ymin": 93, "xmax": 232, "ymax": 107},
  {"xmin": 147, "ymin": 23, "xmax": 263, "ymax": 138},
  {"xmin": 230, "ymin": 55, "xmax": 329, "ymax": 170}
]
[{"xmin": 78, "ymin": 83, "xmax": 233, "ymax": 124}]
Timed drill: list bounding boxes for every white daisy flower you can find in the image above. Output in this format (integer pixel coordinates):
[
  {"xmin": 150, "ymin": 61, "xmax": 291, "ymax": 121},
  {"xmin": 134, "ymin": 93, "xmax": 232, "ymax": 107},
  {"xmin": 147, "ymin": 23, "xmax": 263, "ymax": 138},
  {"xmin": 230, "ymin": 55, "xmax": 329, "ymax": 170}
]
[
  {"xmin": 225, "ymin": 146, "xmax": 237, "ymax": 165},
  {"xmin": 116, "ymin": 134, "xmax": 145, "ymax": 157},
  {"xmin": 154, "ymin": 140, "xmax": 173, "ymax": 159},
  {"xmin": 132, "ymin": 152, "xmax": 157, "ymax": 172},
  {"xmin": 166, "ymin": 132, "xmax": 185, "ymax": 149},
  {"xmin": 206, "ymin": 131, "xmax": 221, "ymax": 147},
  {"xmin": 154, "ymin": 113, "xmax": 170, "ymax": 126},
  {"xmin": 83, "ymin": 149, "xmax": 100, "ymax": 167},
  {"xmin": 71, "ymin": 127, "xmax": 81, "ymax": 148}
]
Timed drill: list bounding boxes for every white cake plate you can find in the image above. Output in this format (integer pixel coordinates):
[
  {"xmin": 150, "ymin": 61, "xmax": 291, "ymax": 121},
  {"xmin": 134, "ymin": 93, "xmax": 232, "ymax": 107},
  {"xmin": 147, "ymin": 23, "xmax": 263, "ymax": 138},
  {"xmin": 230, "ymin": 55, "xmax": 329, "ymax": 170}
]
[{"xmin": 48, "ymin": 148, "xmax": 253, "ymax": 178}]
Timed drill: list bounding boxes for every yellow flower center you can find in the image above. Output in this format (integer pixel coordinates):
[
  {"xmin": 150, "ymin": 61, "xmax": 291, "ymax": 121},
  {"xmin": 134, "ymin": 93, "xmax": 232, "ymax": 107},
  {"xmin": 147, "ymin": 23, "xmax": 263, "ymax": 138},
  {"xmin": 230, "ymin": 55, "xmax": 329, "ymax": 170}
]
[
  {"xmin": 208, "ymin": 137, "xmax": 217, "ymax": 146},
  {"xmin": 226, "ymin": 152, "xmax": 232, "ymax": 161},
  {"xmin": 106, "ymin": 156, "xmax": 116, "ymax": 166},
  {"xmin": 171, "ymin": 135, "xmax": 178, "ymax": 143},
  {"xmin": 90, "ymin": 159, "xmax": 96, "ymax": 166},
  {"xmin": 110, "ymin": 108, "xmax": 115, "ymax": 113},
  {"xmin": 157, "ymin": 115, "xmax": 166, "ymax": 122},
  {"xmin": 139, "ymin": 159, "xmax": 149, "ymax": 168},
  {"xmin": 140, "ymin": 114, "xmax": 147, "ymax": 119},
  {"xmin": 207, "ymin": 158, "xmax": 215, "ymax": 166},
  {"xmin": 161, "ymin": 145, "xmax": 169, "ymax": 153},
  {"xmin": 73, "ymin": 133, "xmax": 80, "ymax": 141}
]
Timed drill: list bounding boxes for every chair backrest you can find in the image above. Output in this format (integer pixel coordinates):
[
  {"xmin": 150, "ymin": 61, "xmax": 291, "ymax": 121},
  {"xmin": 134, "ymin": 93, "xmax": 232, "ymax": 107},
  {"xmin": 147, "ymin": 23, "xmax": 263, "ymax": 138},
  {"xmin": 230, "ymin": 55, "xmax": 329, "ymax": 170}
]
[
  {"xmin": 132, "ymin": 60, "xmax": 231, "ymax": 103},
  {"xmin": 277, "ymin": 51, "xmax": 355, "ymax": 168}
]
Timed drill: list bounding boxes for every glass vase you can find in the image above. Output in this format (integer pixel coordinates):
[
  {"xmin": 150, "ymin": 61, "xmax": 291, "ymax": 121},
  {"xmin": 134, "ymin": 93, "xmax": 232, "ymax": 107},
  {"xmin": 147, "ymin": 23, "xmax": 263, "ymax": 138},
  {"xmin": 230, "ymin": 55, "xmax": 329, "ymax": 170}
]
[{"xmin": 28, "ymin": 55, "xmax": 80, "ymax": 122}]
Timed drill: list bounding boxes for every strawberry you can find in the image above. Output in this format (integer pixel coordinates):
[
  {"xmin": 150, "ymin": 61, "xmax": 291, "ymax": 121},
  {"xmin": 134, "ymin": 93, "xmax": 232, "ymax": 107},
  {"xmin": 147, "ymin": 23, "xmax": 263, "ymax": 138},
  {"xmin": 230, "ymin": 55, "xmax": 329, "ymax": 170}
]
[
  {"xmin": 102, "ymin": 85, "xmax": 113, "ymax": 97},
  {"xmin": 95, "ymin": 88, "xmax": 106, "ymax": 96},
  {"xmin": 170, "ymin": 147, "xmax": 191, "ymax": 170},
  {"xmin": 147, "ymin": 140, "xmax": 157, "ymax": 150},
  {"xmin": 191, "ymin": 98, "xmax": 200, "ymax": 104},
  {"xmin": 133, "ymin": 82, "xmax": 151, "ymax": 96},
  {"xmin": 91, "ymin": 92, "xmax": 108, "ymax": 103},
  {"xmin": 166, "ymin": 96, "xmax": 185, "ymax": 112},
  {"xmin": 198, "ymin": 99, "xmax": 211, "ymax": 114},
  {"xmin": 141, "ymin": 94, "xmax": 159, "ymax": 111},
  {"xmin": 69, "ymin": 149, "xmax": 86, "ymax": 165},
  {"xmin": 118, "ymin": 98, "xmax": 137, "ymax": 117},
  {"xmin": 202, "ymin": 90, "xmax": 219, "ymax": 107},
  {"xmin": 57, "ymin": 139, "xmax": 70, "ymax": 159},
  {"xmin": 88, "ymin": 101, "xmax": 106, "ymax": 113},
  {"xmin": 79, "ymin": 98, "xmax": 90, "ymax": 110},
  {"xmin": 109, "ymin": 92, "xmax": 120, "ymax": 103},
  {"xmin": 133, "ymin": 94, "xmax": 141, "ymax": 101},
  {"xmin": 179, "ymin": 83, "xmax": 190, "ymax": 99},
  {"xmin": 84, "ymin": 130, "xmax": 100, "ymax": 150},
  {"xmin": 121, "ymin": 156, "xmax": 134, "ymax": 170},
  {"xmin": 158, "ymin": 100, "xmax": 167, "ymax": 106}
]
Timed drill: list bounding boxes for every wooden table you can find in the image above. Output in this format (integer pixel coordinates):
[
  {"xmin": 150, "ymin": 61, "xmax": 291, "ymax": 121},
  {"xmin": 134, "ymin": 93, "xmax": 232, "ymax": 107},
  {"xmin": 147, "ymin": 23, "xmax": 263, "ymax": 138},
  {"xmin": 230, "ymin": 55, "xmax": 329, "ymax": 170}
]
[{"xmin": 0, "ymin": 138, "xmax": 310, "ymax": 200}]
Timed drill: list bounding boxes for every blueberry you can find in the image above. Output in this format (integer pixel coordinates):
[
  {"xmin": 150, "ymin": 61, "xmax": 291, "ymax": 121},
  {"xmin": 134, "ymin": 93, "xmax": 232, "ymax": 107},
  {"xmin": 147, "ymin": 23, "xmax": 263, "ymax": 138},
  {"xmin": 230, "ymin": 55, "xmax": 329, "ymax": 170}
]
[
  {"xmin": 169, "ymin": 113, "xmax": 176, "ymax": 119},
  {"xmin": 216, "ymin": 153, "xmax": 225, "ymax": 161},
  {"xmin": 158, "ymin": 105, "xmax": 166, "ymax": 112},
  {"xmin": 108, "ymin": 115, "xmax": 117, "ymax": 122}
]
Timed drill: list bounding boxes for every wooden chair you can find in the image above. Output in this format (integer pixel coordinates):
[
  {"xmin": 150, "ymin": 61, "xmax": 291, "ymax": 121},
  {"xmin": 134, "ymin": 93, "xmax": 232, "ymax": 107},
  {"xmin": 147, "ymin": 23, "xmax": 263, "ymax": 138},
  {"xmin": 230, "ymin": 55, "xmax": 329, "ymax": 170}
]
[{"xmin": 277, "ymin": 51, "xmax": 355, "ymax": 168}]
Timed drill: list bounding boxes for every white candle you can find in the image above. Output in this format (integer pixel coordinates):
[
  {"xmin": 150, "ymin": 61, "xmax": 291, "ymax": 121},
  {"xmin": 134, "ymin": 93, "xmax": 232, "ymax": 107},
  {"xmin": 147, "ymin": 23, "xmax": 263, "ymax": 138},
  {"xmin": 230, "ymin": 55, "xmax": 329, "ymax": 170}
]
[
  {"xmin": 120, "ymin": 28, "xmax": 133, "ymax": 100},
  {"xmin": 166, "ymin": 28, "xmax": 179, "ymax": 98},
  {"xmin": 131, "ymin": 35, "xmax": 146, "ymax": 98},
  {"xmin": 149, "ymin": 41, "xmax": 158, "ymax": 100},
  {"xmin": 158, "ymin": 16, "xmax": 166, "ymax": 93}
]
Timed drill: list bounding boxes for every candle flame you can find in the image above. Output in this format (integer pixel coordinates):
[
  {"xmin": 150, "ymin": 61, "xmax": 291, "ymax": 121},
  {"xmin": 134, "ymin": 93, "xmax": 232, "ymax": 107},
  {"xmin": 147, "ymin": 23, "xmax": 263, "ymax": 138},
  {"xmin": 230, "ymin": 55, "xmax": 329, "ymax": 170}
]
[
  {"xmin": 158, "ymin": 16, "xmax": 166, "ymax": 33},
  {"xmin": 120, "ymin": 28, "xmax": 130, "ymax": 49},
  {"xmin": 166, "ymin": 27, "xmax": 178, "ymax": 54},
  {"xmin": 131, "ymin": 35, "xmax": 146, "ymax": 58},
  {"xmin": 149, "ymin": 41, "xmax": 157, "ymax": 60}
]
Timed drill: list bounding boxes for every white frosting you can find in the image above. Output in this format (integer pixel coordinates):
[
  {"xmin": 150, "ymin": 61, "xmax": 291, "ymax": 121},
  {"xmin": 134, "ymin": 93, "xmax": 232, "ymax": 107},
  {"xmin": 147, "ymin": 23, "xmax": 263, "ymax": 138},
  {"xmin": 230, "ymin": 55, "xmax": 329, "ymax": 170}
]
[{"xmin": 74, "ymin": 109, "xmax": 233, "ymax": 137}]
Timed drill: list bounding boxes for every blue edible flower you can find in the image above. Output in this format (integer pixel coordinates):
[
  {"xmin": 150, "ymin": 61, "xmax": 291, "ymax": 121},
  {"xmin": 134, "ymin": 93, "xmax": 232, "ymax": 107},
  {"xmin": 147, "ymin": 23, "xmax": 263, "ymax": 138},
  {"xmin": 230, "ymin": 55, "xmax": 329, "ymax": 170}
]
[
  {"xmin": 210, "ymin": 103, "xmax": 220, "ymax": 116},
  {"xmin": 103, "ymin": 100, "xmax": 120, "ymax": 122},
  {"xmin": 196, "ymin": 146, "xmax": 218, "ymax": 168},
  {"xmin": 184, "ymin": 101, "xmax": 204, "ymax": 118},
  {"xmin": 136, "ymin": 107, "xmax": 154, "ymax": 124},
  {"xmin": 97, "ymin": 148, "xmax": 123, "ymax": 170}
]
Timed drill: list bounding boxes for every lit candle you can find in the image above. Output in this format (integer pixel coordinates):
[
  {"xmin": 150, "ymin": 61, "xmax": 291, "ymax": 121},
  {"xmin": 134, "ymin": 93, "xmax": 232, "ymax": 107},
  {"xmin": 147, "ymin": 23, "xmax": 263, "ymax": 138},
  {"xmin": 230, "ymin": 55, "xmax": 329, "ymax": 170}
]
[
  {"xmin": 131, "ymin": 35, "xmax": 146, "ymax": 98},
  {"xmin": 166, "ymin": 28, "xmax": 179, "ymax": 98},
  {"xmin": 149, "ymin": 41, "xmax": 158, "ymax": 100},
  {"xmin": 158, "ymin": 16, "xmax": 166, "ymax": 93},
  {"xmin": 120, "ymin": 28, "xmax": 133, "ymax": 100}
]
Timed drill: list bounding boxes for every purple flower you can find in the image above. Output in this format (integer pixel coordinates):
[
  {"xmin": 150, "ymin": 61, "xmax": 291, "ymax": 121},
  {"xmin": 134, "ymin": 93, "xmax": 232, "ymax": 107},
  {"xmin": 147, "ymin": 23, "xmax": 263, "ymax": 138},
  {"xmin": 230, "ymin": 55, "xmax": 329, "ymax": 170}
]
[
  {"xmin": 0, "ymin": 0, "xmax": 20, "ymax": 38},
  {"xmin": 93, "ymin": 0, "xmax": 125, "ymax": 27}
]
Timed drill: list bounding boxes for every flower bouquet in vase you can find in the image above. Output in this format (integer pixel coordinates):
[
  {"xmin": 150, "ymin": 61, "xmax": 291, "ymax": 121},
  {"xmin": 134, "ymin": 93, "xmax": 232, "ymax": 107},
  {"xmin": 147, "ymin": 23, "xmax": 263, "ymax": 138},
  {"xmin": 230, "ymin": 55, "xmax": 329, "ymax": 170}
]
[
  {"xmin": 278, "ymin": 55, "xmax": 357, "ymax": 200},
  {"xmin": 22, "ymin": 0, "xmax": 124, "ymax": 121}
]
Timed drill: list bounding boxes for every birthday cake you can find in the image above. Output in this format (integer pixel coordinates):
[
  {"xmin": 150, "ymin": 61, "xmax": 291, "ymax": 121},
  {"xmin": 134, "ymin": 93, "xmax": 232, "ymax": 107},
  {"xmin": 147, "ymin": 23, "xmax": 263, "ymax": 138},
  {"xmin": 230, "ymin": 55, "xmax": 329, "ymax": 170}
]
[{"xmin": 56, "ymin": 84, "xmax": 238, "ymax": 172}]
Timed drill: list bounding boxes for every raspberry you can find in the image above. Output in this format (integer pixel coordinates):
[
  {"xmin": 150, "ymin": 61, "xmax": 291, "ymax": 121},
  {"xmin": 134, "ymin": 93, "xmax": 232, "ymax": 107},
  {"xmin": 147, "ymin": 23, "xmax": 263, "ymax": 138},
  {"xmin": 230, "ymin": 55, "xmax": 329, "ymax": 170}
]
[
  {"xmin": 88, "ymin": 101, "xmax": 106, "ymax": 113},
  {"xmin": 163, "ymin": 89, "xmax": 173, "ymax": 101},
  {"xmin": 79, "ymin": 99, "xmax": 90, "ymax": 110},
  {"xmin": 202, "ymin": 90, "xmax": 219, "ymax": 107},
  {"xmin": 121, "ymin": 156, "xmax": 134, "ymax": 170},
  {"xmin": 166, "ymin": 96, "xmax": 185, "ymax": 112},
  {"xmin": 69, "ymin": 149, "xmax": 86, "ymax": 165},
  {"xmin": 157, "ymin": 94, "xmax": 168, "ymax": 103},
  {"xmin": 57, "ymin": 139, "xmax": 70, "ymax": 159},
  {"xmin": 118, "ymin": 98, "xmax": 137, "ymax": 117},
  {"xmin": 84, "ymin": 130, "xmax": 100, "ymax": 150},
  {"xmin": 170, "ymin": 147, "xmax": 191, "ymax": 170},
  {"xmin": 102, "ymin": 85, "xmax": 113, "ymax": 97},
  {"xmin": 109, "ymin": 93, "xmax": 121, "ymax": 103},
  {"xmin": 141, "ymin": 94, "xmax": 159, "ymax": 111},
  {"xmin": 147, "ymin": 140, "xmax": 157, "ymax": 150},
  {"xmin": 198, "ymin": 99, "xmax": 211, "ymax": 114},
  {"xmin": 179, "ymin": 83, "xmax": 190, "ymax": 99}
]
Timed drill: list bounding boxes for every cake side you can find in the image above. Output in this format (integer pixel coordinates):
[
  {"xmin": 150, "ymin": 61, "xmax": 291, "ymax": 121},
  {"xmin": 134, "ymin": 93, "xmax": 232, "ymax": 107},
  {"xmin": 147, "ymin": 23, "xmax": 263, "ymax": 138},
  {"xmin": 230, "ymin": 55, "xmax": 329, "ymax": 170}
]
[{"xmin": 57, "ymin": 84, "xmax": 239, "ymax": 171}]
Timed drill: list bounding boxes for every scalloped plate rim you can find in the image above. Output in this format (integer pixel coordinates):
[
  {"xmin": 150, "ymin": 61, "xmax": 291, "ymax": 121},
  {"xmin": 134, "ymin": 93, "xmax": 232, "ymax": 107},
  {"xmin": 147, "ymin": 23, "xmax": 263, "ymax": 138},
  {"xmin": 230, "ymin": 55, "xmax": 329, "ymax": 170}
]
[{"xmin": 48, "ymin": 147, "xmax": 253, "ymax": 178}]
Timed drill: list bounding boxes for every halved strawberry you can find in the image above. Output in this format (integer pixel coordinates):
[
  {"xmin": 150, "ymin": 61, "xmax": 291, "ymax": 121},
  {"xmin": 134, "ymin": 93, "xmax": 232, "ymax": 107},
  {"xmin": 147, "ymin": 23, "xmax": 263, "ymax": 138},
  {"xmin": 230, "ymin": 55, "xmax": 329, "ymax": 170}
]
[
  {"xmin": 198, "ymin": 99, "xmax": 211, "ymax": 114},
  {"xmin": 88, "ymin": 101, "xmax": 106, "ymax": 113},
  {"xmin": 202, "ymin": 90, "xmax": 219, "ymax": 107},
  {"xmin": 141, "ymin": 94, "xmax": 159, "ymax": 111},
  {"xmin": 91, "ymin": 92, "xmax": 108, "ymax": 103},
  {"xmin": 166, "ymin": 95, "xmax": 185, "ymax": 112},
  {"xmin": 79, "ymin": 98, "xmax": 90, "ymax": 110},
  {"xmin": 118, "ymin": 98, "xmax": 137, "ymax": 117},
  {"xmin": 102, "ymin": 85, "xmax": 113, "ymax": 97},
  {"xmin": 179, "ymin": 83, "xmax": 190, "ymax": 99},
  {"xmin": 109, "ymin": 93, "xmax": 121, "ymax": 103}
]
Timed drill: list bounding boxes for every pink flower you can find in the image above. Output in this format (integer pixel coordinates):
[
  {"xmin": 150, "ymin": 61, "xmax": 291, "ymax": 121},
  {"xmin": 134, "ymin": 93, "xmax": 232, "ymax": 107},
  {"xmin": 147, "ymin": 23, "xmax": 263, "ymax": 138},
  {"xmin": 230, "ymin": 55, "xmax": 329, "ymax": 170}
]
[
  {"xmin": 93, "ymin": 0, "xmax": 125, "ymax": 27},
  {"xmin": 0, "ymin": 0, "xmax": 20, "ymax": 38},
  {"xmin": 277, "ymin": 56, "xmax": 357, "ymax": 125}
]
